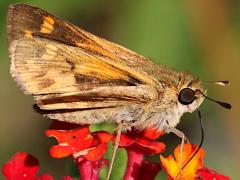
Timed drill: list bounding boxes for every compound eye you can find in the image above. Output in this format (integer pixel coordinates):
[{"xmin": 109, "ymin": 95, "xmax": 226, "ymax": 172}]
[{"xmin": 178, "ymin": 88, "xmax": 196, "ymax": 105}]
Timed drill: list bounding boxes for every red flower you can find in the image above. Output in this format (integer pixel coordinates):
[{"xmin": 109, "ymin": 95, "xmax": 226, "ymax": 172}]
[
  {"xmin": 45, "ymin": 121, "xmax": 112, "ymax": 161},
  {"xmin": 60, "ymin": 176, "xmax": 74, "ymax": 180},
  {"xmin": 38, "ymin": 174, "xmax": 55, "ymax": 180},
  {"xmin": 197, "ymin": 167, "xmax": 230, "ymax": 180},
  {"xmin": 118, "ymin": 128, "xmax": 165, "ymax": 154},
  {"xmin": 77, "ymin": 158, "xmax": 108, "ymax": 180},
  {"xmin": 2, "ymin": 152, "xmax": 54, "ymax": 180},
  {"xmin": 45, "ymin": 121, "xmax": 111, "ymax": 180},
  {"xmin": 3, "ymin": 122, "xmax": 231, "ymax": 180},
  {"xmin": 123, "ymin": 149, "xmax": 161, "ymax": 180},
  {"xmin": 116, "ymin": 128, "xmax": 165, "ymax": 180}
]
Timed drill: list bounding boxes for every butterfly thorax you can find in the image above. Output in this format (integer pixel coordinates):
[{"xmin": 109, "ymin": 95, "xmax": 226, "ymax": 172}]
[{"xmin": 131, "ymin": 68, "xmax": 205, "ymax": 130}]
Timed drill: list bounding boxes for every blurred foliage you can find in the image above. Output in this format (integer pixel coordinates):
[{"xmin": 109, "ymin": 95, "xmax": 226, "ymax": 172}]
[{"xmin": 0, "ymin": 0, "xmax": 239, "ymax": 179}]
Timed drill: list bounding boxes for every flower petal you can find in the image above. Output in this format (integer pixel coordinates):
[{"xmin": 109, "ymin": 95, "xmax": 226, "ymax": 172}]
[
  {"xmin": 46, "ymin": 123, "xmax": 107, "ymax": 159},
  {"xmin": 160, "ymin": 154, "xmax": 178, "ymax": 178},
  {"xmin": 124, "ymin": 148, "xmax": 144, "ymax": 179},
  {"xmin": 78, "ymin": 158, "xmax": 108, "ymax": 180},
  {"xmin": 2, "ymin": 152, "xmax": 39, "ymax": 180},
  {"xmin": 124, "ymin": 147, "xmax": 161, "ymax": 180},
  {"xmin": 160, "ymin": 144, "xmax": 204, "ymax": 179},
  {"xmin": 86, "ymin": 143, "xmax": 108, "ymax": 161},
  {"xmin": 38, "ymin": 174, "xmax": 54, "ymax": 180},
  {"xmin": 46, "ymin": 126, "xmax": 91, "ymax": 145},
  {"xmin": 118, "ymin": 133, "xmax": 135, "ymax": 147},
  {"xmin": 60, "ymin": 176, "xmax": 74, "ymax": 180},
  {"xmin": 197, "ymin": 167, "xmax": 230, "ymax": 180},
  {"xmin": 96, "ymin": 132, "xmax": 113, "ymax": 143},
  {"xmin": 49, "ymin": 145, "xmax": 73, "ymax": 158},
  {"xmin": 136, "ymin": 138, "xmax": 165, "ymax": 154},
  {"xmin": 138, "ymin": 160, "xmax": 161, "ymax": 180},
  {"xmin": 143, "ymin": 128, "xmax": 164, "ymax": 140},
  {"xmin": 115, "ymin": 129, "xmax": 166, "ymax": 155}
]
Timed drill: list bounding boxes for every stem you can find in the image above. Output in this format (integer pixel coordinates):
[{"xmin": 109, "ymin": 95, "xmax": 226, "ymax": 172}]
[{"xmin": 106, "ymin": 123, "xmax": 122, "ymax": 180}]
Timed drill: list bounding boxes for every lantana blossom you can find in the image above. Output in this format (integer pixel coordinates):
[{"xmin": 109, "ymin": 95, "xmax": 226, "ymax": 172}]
[
  {"xmin": 160, "ymin": 144, "xmax": 204, "ymax": 179},
  {"xmin": 197, "ymin": 168, "xmax": 231, "ymax": 180},
  {"xmin": 2, "ymin": 152, "xmax": 56, "ymax": 180},
  {"xmin": 45, "ymin": 121, "xmax": 112, "ymax": 161},
  {"xmin": 160, "ymin": 143, "xmax": 230, "ymax": 180},
  {"xmin": 3, "ymin": 120, "xmax": 231, "ymax": 180},
  {"xmin": 47, "ymin": 123, "xmax": 166, "ymax": 180},
  {"xmin": 117, "ymin": 128, "xmax": 165, "ymax": 180},
  {"xmin": 45, "ymin": 121, "xmax": 111, "ymax": 180}
]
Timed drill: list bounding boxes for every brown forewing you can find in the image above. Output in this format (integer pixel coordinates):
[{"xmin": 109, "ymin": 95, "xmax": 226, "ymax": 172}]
[{"xmin": 7, "ymin": 4, "xmax": 161, "ymax": 124}]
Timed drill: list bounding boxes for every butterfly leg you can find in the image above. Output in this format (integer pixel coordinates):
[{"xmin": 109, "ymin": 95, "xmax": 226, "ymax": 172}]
[
  {"xmin": 106, "ymin": 120, "xmax": 134, "ymax": 180},
  {"xmin": 165, "ymin": 127, "xmax": 190, "ymax": 177},
  {"xmin": 106, "ymin": 122, "xmax": 123, "ymax": 180}
]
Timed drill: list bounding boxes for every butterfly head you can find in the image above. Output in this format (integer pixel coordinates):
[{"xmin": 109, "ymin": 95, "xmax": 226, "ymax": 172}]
[
  {"xmin": 177, "ymin": 72, "xmax": 231, "ymax": 115},
  {"xmin": 176, "ymin": 72, "xmax": 204, "ymax": 114}
]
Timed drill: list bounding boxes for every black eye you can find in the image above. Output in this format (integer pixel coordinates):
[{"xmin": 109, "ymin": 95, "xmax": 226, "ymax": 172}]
[{"xmin": 178, "ymin": 88, "xmax": 196, "ymax": 105}]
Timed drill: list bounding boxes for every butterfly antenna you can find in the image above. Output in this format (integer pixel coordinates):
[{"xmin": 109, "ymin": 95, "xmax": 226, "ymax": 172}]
[
  {"xmin": 203, "ymin": 80, "xmax": 230, "ymax": 86},
  {"xmin": 196, "ymin": 90, "xmax": 231, "ymax": 109},
  {"xmin": 106, "ymin": 123, "xmax": 123, "ymax": 180},
  {"xmin": 176, "ymin": 109, "xmax": 204, "ymax": 178}
]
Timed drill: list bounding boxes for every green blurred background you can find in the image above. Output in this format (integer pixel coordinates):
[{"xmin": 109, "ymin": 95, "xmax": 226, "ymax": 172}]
[{"xmin": 0, "ymin": 0, "xmax": 239, "ymax": 179}]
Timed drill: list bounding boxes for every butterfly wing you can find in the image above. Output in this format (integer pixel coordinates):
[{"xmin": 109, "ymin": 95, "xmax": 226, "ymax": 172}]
[{"xmin": 7, "ymin": 4, "xmax": 160, "ymax": 124}]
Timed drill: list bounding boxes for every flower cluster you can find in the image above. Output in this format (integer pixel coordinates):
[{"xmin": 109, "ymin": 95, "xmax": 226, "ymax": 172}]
[
  {"xmin": 160, "ymin": 144, "xmax": 230, "ymax": 180},
  {"xmin": 2, "ymin": 121, "xmax": 230, "ymax": 180},
  {"xmin": 2, "ymin": 152, "xmax": 56, "ymax": 180}
]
